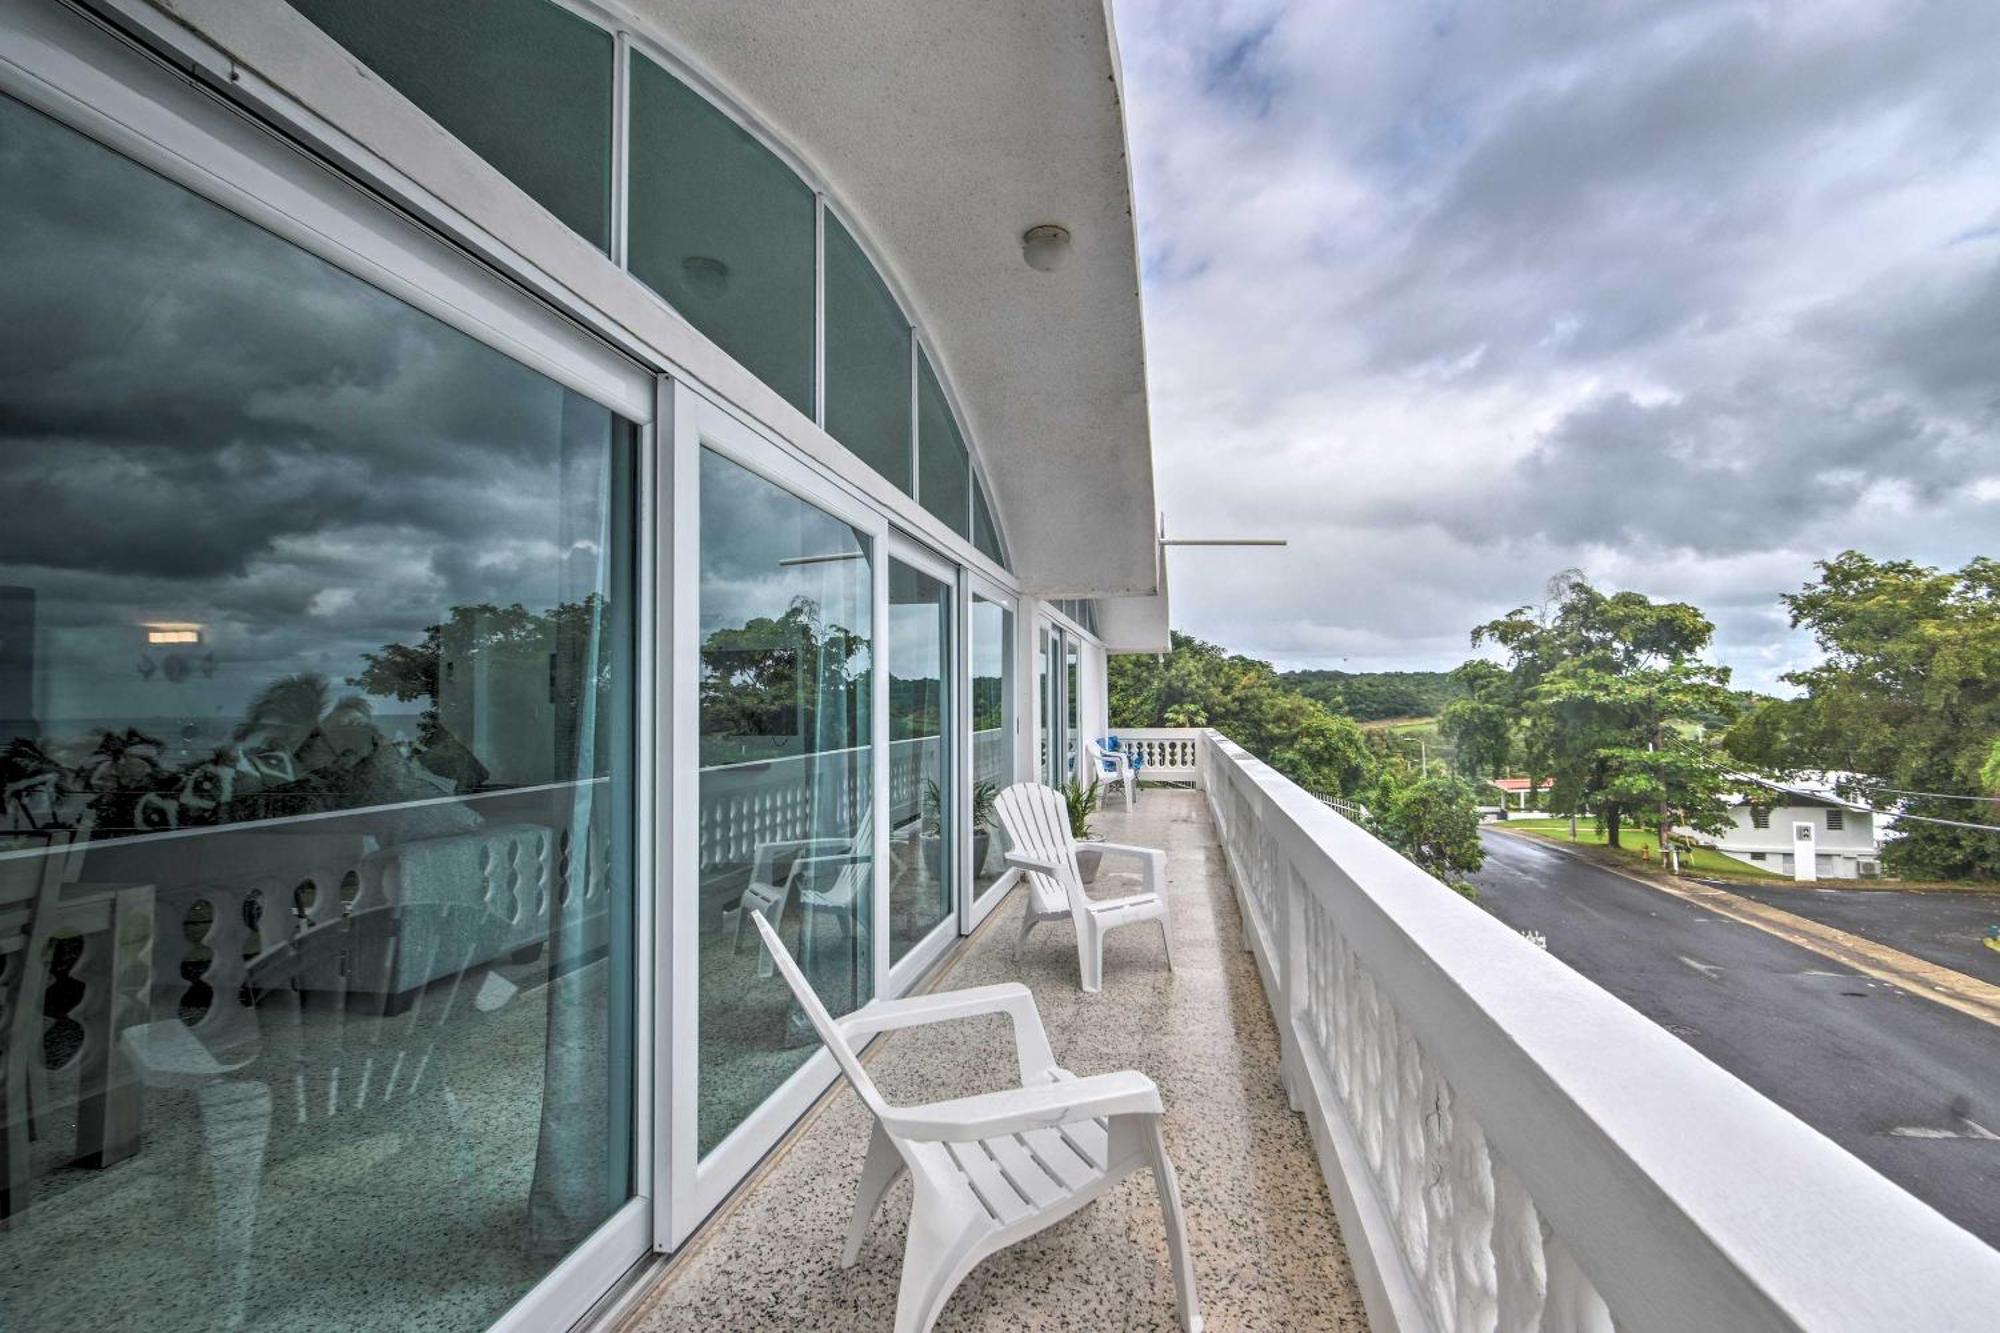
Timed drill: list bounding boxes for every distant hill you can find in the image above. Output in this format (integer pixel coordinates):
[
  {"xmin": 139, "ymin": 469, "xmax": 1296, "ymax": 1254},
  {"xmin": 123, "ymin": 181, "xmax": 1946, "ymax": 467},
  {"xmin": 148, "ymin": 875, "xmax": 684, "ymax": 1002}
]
[{"xmin": 1282, "ymin": 669, "xmax": 1463, "ymax": 722}]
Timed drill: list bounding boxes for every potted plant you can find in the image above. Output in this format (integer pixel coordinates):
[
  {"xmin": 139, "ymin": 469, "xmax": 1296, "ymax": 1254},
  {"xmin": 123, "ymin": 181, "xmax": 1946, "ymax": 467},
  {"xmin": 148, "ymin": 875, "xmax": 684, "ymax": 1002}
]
[
  {"xmin": 921, "ymin": 778, "xmax": 1002, "ymax": 883},
  {"xmin": 1061, "ymin": 776, "xmax": 1104, "ymax": 882}
]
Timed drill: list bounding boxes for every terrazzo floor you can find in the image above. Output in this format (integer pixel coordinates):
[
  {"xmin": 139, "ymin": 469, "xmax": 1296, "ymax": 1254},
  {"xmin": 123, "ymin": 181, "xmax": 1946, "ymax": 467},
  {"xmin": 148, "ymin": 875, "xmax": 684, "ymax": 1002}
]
[{"xmin": 622, "ymin": 790, "xmax": 1369, "ymax": 1333}]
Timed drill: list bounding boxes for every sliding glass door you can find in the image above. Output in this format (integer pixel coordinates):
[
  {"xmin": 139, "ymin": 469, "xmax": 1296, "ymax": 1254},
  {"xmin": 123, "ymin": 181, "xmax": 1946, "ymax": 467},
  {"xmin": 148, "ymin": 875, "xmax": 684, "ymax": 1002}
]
[
  {"xmin": 886, "ymin": 543, "xmax": 956, "ymax": 969},
  {"xmin": 0, "ymin": 87, "xmax": 647, "ymax": 1331},
  {"xmin": 693, "ymin": 448, "xmax": 874, "ymax": 1160},
  {"xmin": 968, "ymin": 584, "xmax": 1017, "ymax": 924}
]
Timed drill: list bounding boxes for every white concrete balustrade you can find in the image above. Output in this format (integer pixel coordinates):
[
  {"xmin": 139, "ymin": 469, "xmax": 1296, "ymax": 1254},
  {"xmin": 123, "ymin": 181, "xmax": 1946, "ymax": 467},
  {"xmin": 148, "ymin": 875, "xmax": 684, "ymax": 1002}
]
[
  {"xmin": 1110, "ymin": 729, "xmax": 1201, "ymax": 783},
  {"xmin": 1194, "ymin": 729, "xmax": 2000, "ymax": 1333}
]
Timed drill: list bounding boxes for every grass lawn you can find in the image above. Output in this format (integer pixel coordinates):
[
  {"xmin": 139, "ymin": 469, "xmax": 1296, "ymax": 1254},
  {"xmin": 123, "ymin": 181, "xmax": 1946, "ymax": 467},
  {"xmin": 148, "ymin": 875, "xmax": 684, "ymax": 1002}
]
[
  {"xmin": 1501, "ymin": 818, "xmax": 1791, "ymax": 880},
  {"xmin": 1360, "ymin": 716, "xmax": 1439, "ymax": 734}
]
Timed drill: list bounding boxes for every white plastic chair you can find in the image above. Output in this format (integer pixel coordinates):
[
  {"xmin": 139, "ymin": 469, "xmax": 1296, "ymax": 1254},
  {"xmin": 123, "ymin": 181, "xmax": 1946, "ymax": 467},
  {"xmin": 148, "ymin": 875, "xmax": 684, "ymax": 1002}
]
[
  {"xmin": 1087, "ymin": 739, "xmax": 1135, "ymax": 810},
  {"xmin": 749, "ymin": 910, "xmax": 1202, "ymax": 1333},
  {"xmin": 992, "ymin": 783, "xmax": 1172, "ymax": 993},
  {"xmin": 726, "ymin": 809, "xmax": 874, "ymax": 976}
]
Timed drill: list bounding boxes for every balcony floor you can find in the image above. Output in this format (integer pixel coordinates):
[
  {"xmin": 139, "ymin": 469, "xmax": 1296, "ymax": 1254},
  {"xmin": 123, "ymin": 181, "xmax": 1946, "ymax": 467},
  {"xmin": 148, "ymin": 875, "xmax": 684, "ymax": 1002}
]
[{"xmin": 623, "ymin": 789, "xmax": 1366, "ymax": 1332}]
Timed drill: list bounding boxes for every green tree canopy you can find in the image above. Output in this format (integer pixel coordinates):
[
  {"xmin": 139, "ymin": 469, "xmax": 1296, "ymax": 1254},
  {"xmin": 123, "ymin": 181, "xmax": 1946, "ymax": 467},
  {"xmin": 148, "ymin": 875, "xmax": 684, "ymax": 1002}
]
[
  {"xmin": 1724, "ymin": 552, "xmax": 2000, "ymax": 879},
  {"xmin": 1370, "ymin": 772, "xmax": 1487, "ymax": 895},
  {"xmin": 1437, "ymin": 658, "xmax": 1514, "ymax": 778},
  {"xmin": 1476, "ymin": 571, "xmax": 1737, "ymax": 848},
  {"xmin": 1109, "ymin": 632, "xmax": 1370, "ymax": 797}
]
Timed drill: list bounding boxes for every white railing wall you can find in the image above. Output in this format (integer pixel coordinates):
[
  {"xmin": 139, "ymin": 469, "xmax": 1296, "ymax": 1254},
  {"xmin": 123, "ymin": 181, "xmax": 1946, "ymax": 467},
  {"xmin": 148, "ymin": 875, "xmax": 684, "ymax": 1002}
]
[
  {"xmin": 1111, "ymin": 727, "xmax": 1201, "ymax": 782},
  {"xmin": 1196, "ymin": 729, "xmax": 2000, "ymax": 1333},
  {"xmin": 700, "ymin": 729, "xmax": 1009, "ymax": 873}
]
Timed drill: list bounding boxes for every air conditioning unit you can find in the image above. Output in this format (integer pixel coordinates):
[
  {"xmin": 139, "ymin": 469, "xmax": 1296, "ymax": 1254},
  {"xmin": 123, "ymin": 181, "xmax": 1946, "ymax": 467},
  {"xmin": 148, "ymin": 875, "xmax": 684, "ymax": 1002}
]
[{"xmin": 1857, "ymin": 859, "xmax": 1881, "ymax": 878}]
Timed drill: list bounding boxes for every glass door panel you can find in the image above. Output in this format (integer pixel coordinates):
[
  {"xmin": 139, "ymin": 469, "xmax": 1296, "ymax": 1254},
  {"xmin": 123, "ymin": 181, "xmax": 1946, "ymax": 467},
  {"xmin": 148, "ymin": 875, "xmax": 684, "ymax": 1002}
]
[
  {"xmin": 970, "ymin": 594, "xmax": 1016, "ymax": 907},
  {"xmin": 0, "ymin": 92, "xmax": 640, "ymax": 1331},
  {"xmin": 887, "ymin": 557, "xmax": 954, "ymax": 963},
  {"xmin": 694, "ymin": 448, "xmax": 873, "ymax": 1158},
  {"xmin": 1064, "ymin": 635, "xmax": 1082, "ymax": 781},
  {"xmin": 1037, "ymin": 625, "xmax": 1056, "ymax": 786}
]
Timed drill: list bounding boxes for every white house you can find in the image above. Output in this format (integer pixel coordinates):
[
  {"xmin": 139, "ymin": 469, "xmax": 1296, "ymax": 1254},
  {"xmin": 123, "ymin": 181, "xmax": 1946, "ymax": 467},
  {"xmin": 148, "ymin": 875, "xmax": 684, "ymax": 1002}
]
[{"xmin": 1705, "ymin": 775, "xmax": 1882, "ymax": 880}]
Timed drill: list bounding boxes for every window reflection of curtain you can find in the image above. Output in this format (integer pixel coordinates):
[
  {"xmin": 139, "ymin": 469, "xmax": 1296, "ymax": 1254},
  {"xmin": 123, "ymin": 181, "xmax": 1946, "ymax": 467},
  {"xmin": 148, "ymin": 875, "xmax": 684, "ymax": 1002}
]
[
  {"xmin": 796, "ymin": 556, "xmax": 869, "ymax": 1031},
  {"xmin": 526, "ymin": 413, "xmax": 627, "ymax": 1260}
]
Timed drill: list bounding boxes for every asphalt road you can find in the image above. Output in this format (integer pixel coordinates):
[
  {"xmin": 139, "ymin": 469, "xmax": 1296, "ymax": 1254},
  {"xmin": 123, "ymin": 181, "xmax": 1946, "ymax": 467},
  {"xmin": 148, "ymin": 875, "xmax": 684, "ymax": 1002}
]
[
  {"xmin": 1473, "ymin": 828, "xmax": 2000, "ymax": 1248},
  {"xmin": 1714, "ymin": 880, "xmax": 2000, "ymax": 987}
]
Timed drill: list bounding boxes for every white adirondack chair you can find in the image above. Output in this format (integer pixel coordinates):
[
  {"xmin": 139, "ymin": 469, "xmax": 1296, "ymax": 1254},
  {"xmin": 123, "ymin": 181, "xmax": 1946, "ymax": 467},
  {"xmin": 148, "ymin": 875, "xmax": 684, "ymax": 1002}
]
[
  {"xmin": 748, "ymin": 910, "xmax": 1202, "ymax": 1333},
  {"xmin": 1087, "ymin": 739, "xmax": 1135, "ymax": 810},
  {"xmin": 992, "ymin": 782, "xmax": 1172, "ymax": 993},
  {"xmin": 726, "ymin": 809, "xmax": 875, "ymax": 976}
]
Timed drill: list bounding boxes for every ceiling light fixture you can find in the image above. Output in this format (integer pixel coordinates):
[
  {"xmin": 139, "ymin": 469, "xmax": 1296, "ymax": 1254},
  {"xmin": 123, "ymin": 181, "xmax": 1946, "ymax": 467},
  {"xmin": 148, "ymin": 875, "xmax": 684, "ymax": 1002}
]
[{"xmin": 1021, "ymin": 224, "xmax": 1072, "ymax": 272}]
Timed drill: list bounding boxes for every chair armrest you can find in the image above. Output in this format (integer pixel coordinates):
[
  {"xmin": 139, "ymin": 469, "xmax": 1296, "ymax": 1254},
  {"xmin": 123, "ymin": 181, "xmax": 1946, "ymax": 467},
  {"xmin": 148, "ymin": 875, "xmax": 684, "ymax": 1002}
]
[
  {"xmin": 1004, "ymin": 850, "xmax": 1066, "ymax": 877},
  {"xmin": 1079, "ymin": 841, "xmax": 1164, "ymax": 896},
  {"xmin": 749, "ymin": 837, "xmax": 852, "ymax": 885},
  {"xmin": 784, "ymin": 850, "xmax": 871, "ymax": 889},
  {"xmin": 1089, "ymin": 841, "xmax": 1163, "ymax": 862},
  {"xmin": 882, "ymin": 1070, "xmax": 1161, "ymax": 1143},
  {"xmin": 838, "ymin": 983, "xmax": 1057, "ymax": 1083}
]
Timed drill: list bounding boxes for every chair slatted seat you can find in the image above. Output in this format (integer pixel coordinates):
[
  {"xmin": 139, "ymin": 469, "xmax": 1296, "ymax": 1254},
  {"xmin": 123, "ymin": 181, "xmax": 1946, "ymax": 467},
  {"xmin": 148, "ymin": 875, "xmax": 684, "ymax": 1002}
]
[{"xmin": 749, "ymin": 911, "xmax": 1202, "ymax": 1333}]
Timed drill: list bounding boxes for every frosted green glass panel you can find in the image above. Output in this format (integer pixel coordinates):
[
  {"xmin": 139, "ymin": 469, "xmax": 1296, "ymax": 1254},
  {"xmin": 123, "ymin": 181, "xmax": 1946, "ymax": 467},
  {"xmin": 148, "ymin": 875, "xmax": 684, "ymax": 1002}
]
[
  {"xmin": 630, "ymin": 56, "xmax": 816, "ymax": 416},
  {"xmin": 825, "ymin": 213, "xmax": 912, "ymax": 491},
  {"xmin": 916, "ymin": 352, "xmax": 970, "ymax": 537},
  {"xmin": 288, "ymin": 0, "xmax": 613, "ymax": 250},
  {"xmin": 973, "ymin": 479, "xmax": 1005, "ymax": 566}
]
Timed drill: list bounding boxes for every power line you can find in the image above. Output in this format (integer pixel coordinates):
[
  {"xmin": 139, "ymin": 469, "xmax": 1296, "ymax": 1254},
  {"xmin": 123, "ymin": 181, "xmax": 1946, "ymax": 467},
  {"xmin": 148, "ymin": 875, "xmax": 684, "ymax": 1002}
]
[
  {"xmin": 1865, "ymin": 808, "xmax": 2000, "ymax": 832},
  {"xmin": 1866, "ymin": 786, "xmax": 2000, "ymax": 804}
]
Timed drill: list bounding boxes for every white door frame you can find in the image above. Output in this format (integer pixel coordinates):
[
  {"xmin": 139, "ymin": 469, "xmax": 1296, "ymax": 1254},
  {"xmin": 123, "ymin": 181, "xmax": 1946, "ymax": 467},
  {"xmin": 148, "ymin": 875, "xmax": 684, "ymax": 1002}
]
[{"xmin": 663, "ymin": 379, "xmax": 893, "ymax": 1246}]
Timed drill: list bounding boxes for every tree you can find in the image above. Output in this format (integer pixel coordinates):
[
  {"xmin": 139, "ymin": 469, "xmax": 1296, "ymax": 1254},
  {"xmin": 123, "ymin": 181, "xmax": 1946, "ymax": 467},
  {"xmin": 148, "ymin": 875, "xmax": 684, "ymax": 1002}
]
[
  {"xmin": 1371, "ymin": 772, "xmax": 1486, "ymax": 895},
  {"xmin": 1108, "ymin": 633, "xmax": 1371, "ymax": 797},
  {"xmin": 1725, "ymin": 552, "xmax": 2000, "ymax": 880},
  {"xmin": 1476, "ymin": 572, "xmax": 1737, "ymax": 852},
  {"xmin": 1437, "ymin": 659, "xmax": 1514, "ymax": 778}
]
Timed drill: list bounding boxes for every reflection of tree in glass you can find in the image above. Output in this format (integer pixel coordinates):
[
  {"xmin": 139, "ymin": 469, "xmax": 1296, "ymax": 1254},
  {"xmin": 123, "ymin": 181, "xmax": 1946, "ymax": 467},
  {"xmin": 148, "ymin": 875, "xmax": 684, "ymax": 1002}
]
[
  {"xmin": 0, "ymin": 599, "xmax": 619, "ymax": 838},
  {"xmin": 700, "ymin": 597, "xmax": 866, "ymax": 764},
  {"xmin": 235, "ymin": 671, "xmax": 375, "ymax": 757},
  {"xmin": 353, "ymin": 598, "xmax": 616, "ymax": 786},
  {"xmin": 971, "ymin": 676, "xmax": 1006, "ymax": 732}
]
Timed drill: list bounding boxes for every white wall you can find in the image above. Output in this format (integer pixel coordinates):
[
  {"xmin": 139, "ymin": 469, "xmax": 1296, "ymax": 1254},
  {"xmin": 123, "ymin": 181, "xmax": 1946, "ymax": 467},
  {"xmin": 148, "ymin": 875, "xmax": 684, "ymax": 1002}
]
[{"xmin": 1710, "ymin": 803, "xmax": 1879, "ymax": 877}]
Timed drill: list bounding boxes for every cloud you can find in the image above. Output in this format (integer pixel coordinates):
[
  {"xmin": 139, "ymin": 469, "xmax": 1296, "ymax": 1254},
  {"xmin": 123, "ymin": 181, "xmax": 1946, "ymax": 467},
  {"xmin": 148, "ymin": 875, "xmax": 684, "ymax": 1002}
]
[
  {"xmin": 0, "ymin": 96, "xmax": 624, "ymax": 727},
  {"xmin": 1115, "ymin": 0, "xmax": 2000, "ymax": 691}
]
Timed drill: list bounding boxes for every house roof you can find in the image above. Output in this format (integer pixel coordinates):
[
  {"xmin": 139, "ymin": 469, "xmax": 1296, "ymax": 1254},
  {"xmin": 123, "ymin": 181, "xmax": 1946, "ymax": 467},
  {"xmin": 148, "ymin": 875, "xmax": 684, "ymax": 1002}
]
[{"xmin": 1726, "ymin": 774, "xmax": 1873, "ymax": 814}]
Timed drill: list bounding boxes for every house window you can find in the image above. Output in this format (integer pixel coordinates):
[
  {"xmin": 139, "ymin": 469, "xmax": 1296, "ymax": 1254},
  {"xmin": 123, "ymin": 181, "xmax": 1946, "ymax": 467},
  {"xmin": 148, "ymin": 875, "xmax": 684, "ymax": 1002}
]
[
  {"xmin": 1750, "ymin": 806, "xmax": 1771, "ymax": 829},
  {"xmin": 1826, "ymin": 808, "xmax": 1845, "ymax": 831},
  {"xmin": 1750, "ymin": 852, "xmax": 1768, "ymax": 862}
]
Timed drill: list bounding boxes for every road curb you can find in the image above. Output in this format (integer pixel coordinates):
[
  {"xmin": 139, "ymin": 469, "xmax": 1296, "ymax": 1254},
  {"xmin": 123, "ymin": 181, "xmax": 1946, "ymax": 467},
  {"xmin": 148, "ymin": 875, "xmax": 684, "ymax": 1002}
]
[{"xmin": 1492, "ymin": 828, "xmax": 2000, "ymax": 1030}]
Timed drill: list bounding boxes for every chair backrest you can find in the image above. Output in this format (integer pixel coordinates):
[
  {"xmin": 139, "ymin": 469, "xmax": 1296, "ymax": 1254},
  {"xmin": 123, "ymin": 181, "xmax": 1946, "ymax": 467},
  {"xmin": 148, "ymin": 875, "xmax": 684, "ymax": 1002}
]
[
  {"xmin": 992, "ymin": 782, "xmax": 1083, "ymax": 920},
  {"xmin": 790, "ymin": 805, "xmax": 875, "ymax": 909},
  {"xmin": 1087, "ymin": 740, "xmax": 1125, "ymax": 778},
  {"xmin": 749, "ymin": 910, "xmax": 888, "ymax": 1120}
]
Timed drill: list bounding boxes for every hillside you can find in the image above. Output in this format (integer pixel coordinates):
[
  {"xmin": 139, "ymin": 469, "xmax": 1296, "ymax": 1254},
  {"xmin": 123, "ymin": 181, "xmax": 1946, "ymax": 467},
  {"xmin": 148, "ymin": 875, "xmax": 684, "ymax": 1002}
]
[{"xmin": 1283, "ymin": 669, "xmax": 1462, "ymax": 722}]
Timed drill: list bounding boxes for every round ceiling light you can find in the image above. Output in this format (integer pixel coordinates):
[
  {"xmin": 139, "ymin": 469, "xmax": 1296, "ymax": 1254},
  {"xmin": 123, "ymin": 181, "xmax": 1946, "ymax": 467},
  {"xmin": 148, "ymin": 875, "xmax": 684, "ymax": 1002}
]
[{"xmin": 1021, "ymin": 224, "xmax": 1072, "ymax": 272}]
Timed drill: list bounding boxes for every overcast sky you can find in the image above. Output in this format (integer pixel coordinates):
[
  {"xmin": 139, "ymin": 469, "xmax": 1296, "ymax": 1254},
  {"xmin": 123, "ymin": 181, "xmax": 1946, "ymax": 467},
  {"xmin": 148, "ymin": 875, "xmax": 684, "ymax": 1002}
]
[{"xmin": 1114, "ymin": 0, "xmax": 2000, "ymax": 693}]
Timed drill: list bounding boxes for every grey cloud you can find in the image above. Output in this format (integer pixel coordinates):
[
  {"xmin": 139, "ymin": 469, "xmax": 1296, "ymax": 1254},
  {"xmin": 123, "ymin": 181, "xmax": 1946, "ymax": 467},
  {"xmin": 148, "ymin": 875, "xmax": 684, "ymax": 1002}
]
[{"xmin": 1113, "ymin": 0, "xmax": 2000, "ymax": 693}]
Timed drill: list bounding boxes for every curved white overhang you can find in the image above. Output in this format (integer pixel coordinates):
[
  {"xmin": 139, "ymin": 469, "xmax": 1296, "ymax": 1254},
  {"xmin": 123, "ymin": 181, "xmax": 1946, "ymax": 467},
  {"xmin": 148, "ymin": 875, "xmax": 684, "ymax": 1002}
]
[
  {"xmin": 617, "ymin": 0, "xmax": 1160, "ymax": 602},
  {"xmin": 110, "ymin": 0, "xmax": 1163, "ymax": 623}
]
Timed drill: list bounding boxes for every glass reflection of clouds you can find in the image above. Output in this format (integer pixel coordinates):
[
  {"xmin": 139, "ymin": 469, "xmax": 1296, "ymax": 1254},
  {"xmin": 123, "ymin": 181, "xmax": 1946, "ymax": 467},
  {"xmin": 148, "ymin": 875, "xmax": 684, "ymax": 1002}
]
[{"xmin": 0, "ymin": 92, "xmax": 637, "ymax": 1332}]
